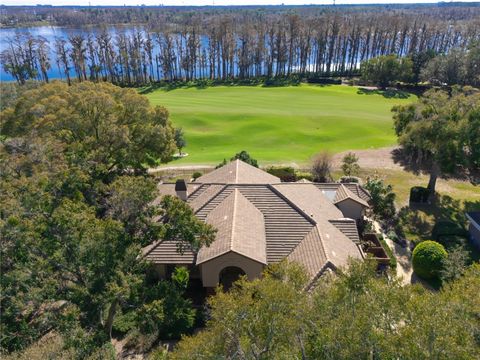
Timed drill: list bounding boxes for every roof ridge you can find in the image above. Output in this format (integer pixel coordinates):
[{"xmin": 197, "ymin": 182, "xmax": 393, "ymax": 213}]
[
  {"xmin": 235, "ymin": 159, "xmax": 239, "ymax": 184},
  {"xmin": 230, "ymin": 189, "xmax": 238, "ymax": 252},
  {"xmin": 313, "ymin": 224, "xmax": 329, "ymax": 263}
]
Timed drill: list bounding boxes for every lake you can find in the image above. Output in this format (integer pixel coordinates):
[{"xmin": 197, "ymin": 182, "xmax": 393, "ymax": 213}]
[{"xmin": 0, "ymin": 25, "xmax": 148, "ymax": 81}]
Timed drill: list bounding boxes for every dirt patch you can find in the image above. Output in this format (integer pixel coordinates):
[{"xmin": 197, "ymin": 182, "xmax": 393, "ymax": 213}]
[{"xmin": 332, "ymin": 146, "xmax": 404, "ymax": 171}]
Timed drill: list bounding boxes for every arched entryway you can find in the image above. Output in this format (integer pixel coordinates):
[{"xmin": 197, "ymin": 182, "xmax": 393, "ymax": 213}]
[{"xmin": 219, "ymin": 266, "xmax": 245, "ymax": 290}]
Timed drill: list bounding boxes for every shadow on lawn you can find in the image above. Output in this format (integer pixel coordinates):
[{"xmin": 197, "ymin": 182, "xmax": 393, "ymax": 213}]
[
  {"xmin": 401, "ymin": 195, "xmax": 480, "ymax": 233},
  {"xmin": 357, "ymin": 87, "xmax": 411, "ymax": 99},
  {"xmin": 137, "ymin": 77, "xmax": 336, "ymax": 94},
  {"xmin": 391, "ymin": 148, "xmax": 476, "ymax": 184}
]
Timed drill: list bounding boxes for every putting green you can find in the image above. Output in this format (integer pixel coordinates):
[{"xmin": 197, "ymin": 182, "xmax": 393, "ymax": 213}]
[{"xmin": 145, "ymin": 84, "xmax": 416, "ymax": 165}]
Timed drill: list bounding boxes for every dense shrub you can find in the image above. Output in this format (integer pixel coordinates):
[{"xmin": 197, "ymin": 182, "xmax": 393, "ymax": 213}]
[
  {"xmin": 340, "ymin": 176, "xmax": 360, "ymax": 184},
  {"xmin": 305, "ymin": 77, "xmax": 342, "ymax": 85},
  {"xmin": 364, "ymin": 177, "xmax": 396, "ymax": 221},
  {"xmin": 437, "ymin": 235, "xmax": 468, "ymax": 250},
  {"xmin": 192, "ymin": 172, "xmax": 202, "ymax": 181},
  {"xmin": 311, "ymin": 151, "xmax": 333, "ymax": 182},
  {"xmin": 378, "ymin": 236, "xmax": 397, "ymax": 269},
  {"xmin": 267, "ymin": 166, "xmax": 297, "ymax": 182},
  {"xmin": 296, "ymin": 172, "xmax": 313, "ymax": 181},
  {"xmin": 432, "ymin": 221, "xmax": 468, "ymax": 241},
  {"xmin": 412, "ymin": 241, "xmax": 448, "ymax": 280},
  {"xmin": 409, "ymin": 186, "xmax": 430, "ymax": 204}
]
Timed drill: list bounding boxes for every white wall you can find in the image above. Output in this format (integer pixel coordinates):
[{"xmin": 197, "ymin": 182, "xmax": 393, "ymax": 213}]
[{"xmin": 336, "ymin": 199, "xmax": 365, "ymax": 221}]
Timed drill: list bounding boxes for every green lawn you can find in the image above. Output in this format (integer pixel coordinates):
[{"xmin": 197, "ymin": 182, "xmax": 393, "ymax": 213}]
[{"xmin": 145, "ymin": 84, "xmax": 416, "ymax": 165}]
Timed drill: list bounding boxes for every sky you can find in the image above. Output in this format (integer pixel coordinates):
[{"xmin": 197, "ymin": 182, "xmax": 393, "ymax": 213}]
[{"xmin": 2, "ymin": 0, "xmax": 478, "ymax": 7}]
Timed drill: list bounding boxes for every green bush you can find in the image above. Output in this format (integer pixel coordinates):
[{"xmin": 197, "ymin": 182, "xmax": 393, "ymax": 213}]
[
  {"xmin": 409, "ymin": 186, "xmax": 430, "ymax": 204},
  {"xmin": 192, "ymin": 172, "xmax": 202, "ymax": 181},
  {"xmin": 437, "ymin": 235, "xmax": 468, "ymax": 250},
  {"xmin": 113, "ymin": 311, "xmax": 137, "ymax": 334},
  {"xmin": 412, "ymin": 241, "xmax": 447, "ymax": 280},
  {"xmin": 267, "ymin": 166, "xmax": 297, "ymax": 182},
  {"xmin": 296, "ymin": 172, "xmax": 313, "ymax": 181},
  {"xmin": 432, "ymin": 221, "xmax": 468, "ymax": 241},
  {"xmin": 378, "ymin": 236, "xmax": 397, "ymax": 270},
  {"xmin": 339, "ymin": 176, "xmax": 360, "ymax": 183}
]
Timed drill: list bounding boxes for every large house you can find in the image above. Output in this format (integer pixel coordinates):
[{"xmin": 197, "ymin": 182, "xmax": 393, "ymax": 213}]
[{"xmin": 143, "ymin": 160, "xmax": 371, "ymax": 291}]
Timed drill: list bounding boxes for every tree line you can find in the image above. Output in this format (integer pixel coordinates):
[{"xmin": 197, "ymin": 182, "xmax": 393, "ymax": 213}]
[
  {"xmin": 1, "ymin": 6, "xmax": 479, "ymax": 86},
  {"xmin": 173, "ymin": 260, "xmax": 480, "ymax": 359}
]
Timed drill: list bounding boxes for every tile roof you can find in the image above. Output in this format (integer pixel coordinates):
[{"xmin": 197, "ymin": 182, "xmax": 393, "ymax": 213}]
[
  {"xmin": 197, "ymin": 189, "xmax": 267, "ymax": 265},
  {"xmin": 328, "ymin": 219, "xmax": 360, "ymax": 243},
  {"xmin": 287, "ymin": 226, "xmax": 327, "ymax": 279},
  {"xmin": 272, "ymin": 183, "xmax": 343, "ymax": 220},
  {"xmin": 143, "ymin": 240, "xmax": 195, "ymax": 264},
  {"xmin": 334, "ymin": 184, "xmax": 369, "ymax": 207},
  {"xmin": 147, "ymin": 160, "xmax": 369, "ymax": 285},
  {"xmin": 195, "ymin": 159, "xmax": 280, "ymax": 184}
]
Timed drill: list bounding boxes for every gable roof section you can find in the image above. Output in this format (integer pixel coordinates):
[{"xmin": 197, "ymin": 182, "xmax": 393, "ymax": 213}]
[
  {"xmin": 195, "ymin": 159, "xmax": 280, "ymax": 184},
  {"xmin": 316, "ymin": 219, "xmax": 363, "ymax": 268},
  {"xmin": 196, "ymin": 189, "xmax": 267, "ymax": 265},
  {"xmin": 344, "ymin": 183, "xmax": 372, "ymax": 203},
  {"xmin": 334, "ymin": 184, "xmax": 369, "ymax": 207},
  {"xmin": 287, "ymin": 226, "xmax": 327, "ymax": 279}
]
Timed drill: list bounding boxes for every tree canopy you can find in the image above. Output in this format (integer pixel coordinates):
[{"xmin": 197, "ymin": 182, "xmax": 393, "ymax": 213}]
[
  {"xmin": 0, "ymin": 81, "xmax": 214, "ymax": 357},
  {"xmin": 421, "ymin": 44, "xmax": 480, "ymax": 87},
  {"xmin": 172, "ymin": 260, "xmax": 480, "ymax": 359},
  {"xmin": 392, "ymin": 87, "xmax": 480, "ymax": 195},
  {"xmin": 360, "ymin": 55, "xmax": 413, "ymax": 88},
  {"xmin": 1, "ymin": 81, "xmax": 176, "ymax": 180}
]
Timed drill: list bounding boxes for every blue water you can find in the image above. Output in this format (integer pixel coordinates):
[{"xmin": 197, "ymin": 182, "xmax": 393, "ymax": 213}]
[{"xmin": 0, "ymin": 25, "xmax": 147, "ymax": 81}]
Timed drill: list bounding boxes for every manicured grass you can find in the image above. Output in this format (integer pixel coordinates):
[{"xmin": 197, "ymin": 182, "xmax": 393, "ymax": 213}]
[
  {"xmin": 349, "ymin": 168, "xmax": 480, "ymax": 207},
  {"xmin": 145, "ymin": 84, "xmax": 416, "ymax": 165}
]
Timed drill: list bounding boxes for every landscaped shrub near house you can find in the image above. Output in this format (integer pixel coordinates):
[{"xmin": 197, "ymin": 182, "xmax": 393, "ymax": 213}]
[
  {"xmin": 412, "ymin": 240, "xmax": 448, "ymax": 280},
  {"xmin": 378, "ymin": 234, "xmax": 397, "ymax": 270},
  {"xmin": 409, "ymin": 186, "xmax": 430, "ymax": 204},
  {"xmin": 267, "ymin": 166, "xmax": 297, "ymax": 182},
  {"xmin": 364, "ymin": 177, "xmax": 396, "ymax": 221},
  {"xmin": 437, "ymin": 235, "xmax": 468, "ymax": 250},
  {"xmin": 432, "ymin": 221, "xmax": 468, "ymax": 241},
  {"xmin": 296, "ymin": 172, "xmax": 313, "ymax": 181},
  {"xmin": 192, "ymin": 172, "xmax": 202, "ymax": 181},
  {"xmin": 339, "ymin": 176, "xmax": 360, "ymax": 184}
]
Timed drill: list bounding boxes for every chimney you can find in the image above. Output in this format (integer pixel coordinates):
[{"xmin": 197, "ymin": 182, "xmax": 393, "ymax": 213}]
[{"xmin": 175, "ymin": 179, "xmax": 188, "ymax": 201}]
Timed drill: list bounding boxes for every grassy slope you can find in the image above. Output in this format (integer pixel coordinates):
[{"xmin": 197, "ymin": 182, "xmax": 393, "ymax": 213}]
[{"xmin": 145, "ymin": 84, "xmax": 416, "ymax": 165}]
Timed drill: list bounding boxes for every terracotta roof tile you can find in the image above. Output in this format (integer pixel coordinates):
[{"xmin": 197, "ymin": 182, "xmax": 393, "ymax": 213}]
[
  {"xmin": 272, "ymin": 183, "xmax": 343, "ymax": 221},
  {"xmin": 334, "ymin": 184, "xmax": 369, "ymax": 207},
  {"xmin": 195, "ymin": 160, "xmax": 280, "ymax": 184},
  {"xmin": 197, "ymin": 189, "xmax": 267, "ymax": 264},
  {"xmin": 145, "ymin": 160, "xmax": 368, "ymax": 283}
]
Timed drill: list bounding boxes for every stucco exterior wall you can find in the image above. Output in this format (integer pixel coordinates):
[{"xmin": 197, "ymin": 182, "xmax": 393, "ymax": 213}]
[
  {"xmin": 336, "ymin": 199, "xmax": 365, "ymax": 221},
  {"xmin": 200, "ymin": 251, "xmax": 265, "ymax": 287},
  {"xmin": 469, "ymin": 223, "xmax": 480, "ymax": 250}
]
